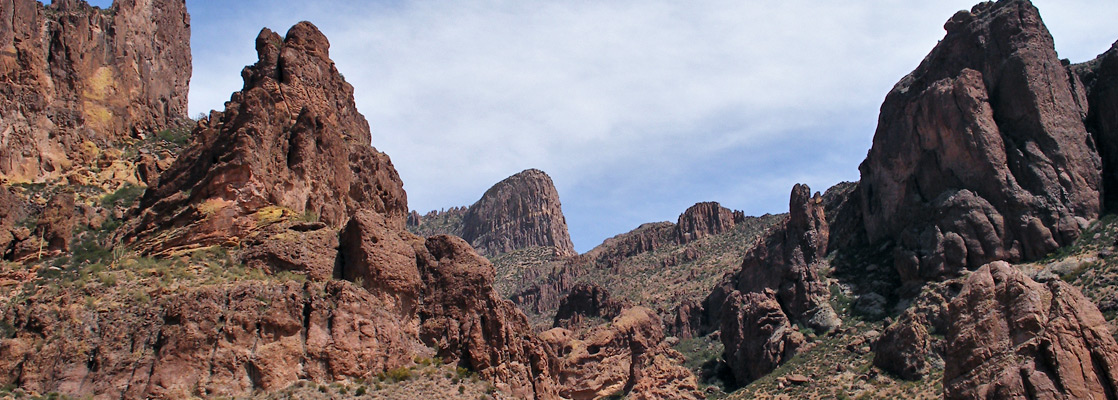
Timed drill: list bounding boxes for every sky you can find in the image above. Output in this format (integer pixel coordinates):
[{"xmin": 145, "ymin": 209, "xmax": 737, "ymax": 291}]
[{"xmin": 73, "ymin": 0, "xmax": 1118, "ymax": 253}]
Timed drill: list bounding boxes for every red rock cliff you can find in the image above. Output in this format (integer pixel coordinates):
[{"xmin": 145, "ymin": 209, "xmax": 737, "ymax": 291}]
[
  {"xmin": 858, "ymin": 0, "xmax": 1101, "ymax": 280},
  {"xmin": 0, "ymin": 0, "xmax": 191, "ymax": 181}
]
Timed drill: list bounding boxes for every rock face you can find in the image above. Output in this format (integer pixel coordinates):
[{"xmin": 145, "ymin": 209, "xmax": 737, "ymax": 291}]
[
  {"xmin": 858, "ymin": 0, "xmax": 1100, "ymax": 281},
  {"xmin": 0, "ymin": 0, "xmax": 191, "ymax": 181},
  {"xmin": 944, "ymin": 261, "xmax": 1118, "ymax": 399},
  {"xmin": 416, "ymin": 235, "xmax": 558, "ymax": 399},
  {"xmin": 122, "ymin": 22, "xmax": 406, "ymax": 254},
  {"xmin": 553, "ymin": 282, "xmax": 625, "ymax": 329},
  {"xmin": 1076, "ymin": 40, "xmax": 1118, "ymax": 208},
  {"xmin": 458, "ymin": 169, "xmax": 576, "ymax": 257},
  {"xmin": 719, "ymin": 290, "xmax": 805, "ymax": 385},
  {"xmin": 539, "ymin": 307, "xmax": 702, "ymax": 400},
  {"xmin": 681, "ymin": 184, "xmax": 837, "ymax": 384},
  {"xmin": 0, "ymin": 20, "xmax": 571, "ymax": 399},
  {"xmin": 0, "ymin": 280, "xmax": 419, "ymax": 399},
  {"xmin": 675, "ymin": 201, "xmax": 744, "ymax": 243}
]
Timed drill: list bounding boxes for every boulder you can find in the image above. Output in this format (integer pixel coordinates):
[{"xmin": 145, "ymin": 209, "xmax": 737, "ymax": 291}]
[{"xmin": 944, "ymin": 261, "xmax": 1118, "ymax": 399}]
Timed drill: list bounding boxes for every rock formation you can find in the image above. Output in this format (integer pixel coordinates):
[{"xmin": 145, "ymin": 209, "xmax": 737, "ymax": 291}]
[
  {"xmin": 857, "ymin": 0, "xmax": 1101, "ymax": 281},
  {"xmin": 412, "ymin": 169, "xmax": 576, "ymax": 258},
  {"xmin": 0, "ymin": 0, "xmax": 191, "ymax": 181},
  {"xmin": 675, "ymin": 201, "xmax": 744, "ymax": 243},
  {"xmin": 679, "ymin": 184, "xmax": 837, "ymax": 384},
  {"xmin": 944, "ymin": 261, "xmax": 1118, "ymax": 399},
  {"xmin": 553, "ymin": 282, "xmax": 625, "ymax": 329},
  {"xmin": 719, "ymin": 290, "xmax": 805, "ymax": 385},
  {"xmin": 1075, "ymin": 40, "xmax": 1118, "ymax": 208},
  {"xmin": 0, "ymin": 280, "xmax": 419, "ymax": 398},
  {"xmin": 0, "ymin": 20, "xmax": 577, "ymax": 399},
  {"xmin": 121, "ymin": 22, "xmax": 406, "ymax": 255},
  {"xmin": 539, "ymin": 307, "xmax": 702, "ymax": 400},
  {"xmin": 415, "ymin": 235, "xmax": 559, "ymax": 398}
]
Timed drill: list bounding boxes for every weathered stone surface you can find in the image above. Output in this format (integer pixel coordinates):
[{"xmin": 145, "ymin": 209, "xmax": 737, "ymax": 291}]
[
  {"xmin": 240, "ymin": 220, "xmax": 338, "ymax": 281},
  {"xmin": 416, "ymin": 234, "xmax": 559, "ymax": 399},
  {"xmin": 944, "ymin": 261, "xmax": 1118, "ymax": 400},
  {"xmin": 676, "ymin": 201, "xmax": 741, "ymax": 243},
  {"xmin": 720, "ymin": 290, "xmax": 805, "ymax": 385},
  {"xmin": 553, "ymin": 282, "xmax": 625, "ymax": 329},
  {"xmin": 36, "ymin": 191, "xmax": 76, "ymax": 254},
  {"xmin": 121, "ymin": 22, "xmax": 406, "ymax": 254},
  {"xmin": 858, "ymin": 0, "xmax": 1101, "ymax": 280},
  {"xmin": 459, "ymin": 169, "xmax": 576, "ymax": 257},
  {"xmin": 337, "ymin": 209, "xmax": 422, "ymax": 317},
  {"xmin": 0, "ymin": 0, "xmax": 191, "ymax": 181},
  {"xmin": 540, "ymin": 307, "xmax": 702, "ymax": 400},
  {"xmin": 0, "ymin": 281, "xmax": 418, "ymax": 399},
  {"xmin": 680, "ymin": 184, "xmax": 838, "ymax": 385},
  {"xmin": 874, "ymin": 309, "xmax": 932, "ymax": 381},
  {"xmin": 1076, "ymin": 40, "xmax": 1118, "ymax": 208}
]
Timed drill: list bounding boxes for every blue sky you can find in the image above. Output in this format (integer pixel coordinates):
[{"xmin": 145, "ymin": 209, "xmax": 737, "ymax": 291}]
[{"xmin": 69, "ymin": 0, "xmax": 1118, "ymax": 253}]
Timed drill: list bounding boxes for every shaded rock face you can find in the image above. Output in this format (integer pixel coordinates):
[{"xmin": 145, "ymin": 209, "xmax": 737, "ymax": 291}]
[
  {"xmin": 944, "ymin": 261, "xmax": 1118, "ymax": 400},
  {"xmin": 1076, "ymin": 40, "xmax": 1118, "ymax": 208},
  {"xmin": 0, "ymin": 0, "xmax": 191, "ymax": 181},
  {"xmin": 122, "ymin": 22, "xmax": 406, "ymax": 254},
  {"xmin": 858, "ymin": 0, "xmax": 1101, "ymax": 281},
  {"xmin": 0, "ymin": 281, "xmax": 419, "ymax": 399},
  {"xmin": 684, "ymin": 184, "xmax": 837, "ymax": 385},
  {"xmin": 416, "ymin": 235, "xmax": 559, "ymax": 399},
  {"xmin": 553, "ymin": 282, "xmax": 625, "ymax": 329},
  {"xmin": 720, "ymin": 290, "xmax": 805, "ymax": 385},
  {"xmin": 539, "ymin": 307, "xmax": 702, "ymax": 400},
  {"xmin": 458, "ymin": 169, "xmax": 576, "ymax": 258}
]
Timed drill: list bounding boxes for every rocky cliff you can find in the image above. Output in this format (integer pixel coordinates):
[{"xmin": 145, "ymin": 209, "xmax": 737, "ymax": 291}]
[
  {"xmin": 0, "ymin": 0, "xmax": 191, "ymax": 182},
  {"xmin": 121, "ymin": 22, "xmax": 406, "ymax": 255},
  {"xmin": 1, "ymin": 21, "xmax": 570, "ymax": 399},
  {"xmin": 410, "ymin": 169, "xmax": 576, "ymax": 258},
  {"xmin": 685, "ymin": 184, "xmax": 838, "ymax": 385},
  {"xmin": 1076, "ymin": 40, "xmax": 1118, "ymax": 209},
  {"xmin": 857, "ymin": 0, "xmax": 1101, "ymax": 281}
]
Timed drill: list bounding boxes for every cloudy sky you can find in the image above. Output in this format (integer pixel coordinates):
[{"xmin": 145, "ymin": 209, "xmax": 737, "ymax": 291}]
[{"xmin": 80, "ymin": 0, "xmax": 1118, "ymax": 252}]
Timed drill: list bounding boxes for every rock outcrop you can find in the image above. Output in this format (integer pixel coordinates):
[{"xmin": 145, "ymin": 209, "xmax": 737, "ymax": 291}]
[
  {"xmin": 539, "ymin": 307, "xmax": 702, "ymax": 400},
  {"xmin": 553, "ymin": 282, "xmax": 625, "ymax": 329},
  {"xmin": 0, "ymin": 0, "xmax": 191, "ymax": 181},
  {"xmin": 437, "ymin": 169, "xmax": 576, "ymax": 258},
  {"xmin": 944, "ymin": 261, "xmax": 1118, "ymax": 399},
  {"xmin": 0, "ymin": 280, "xmax": 419, "ymax": 399},
  {"xmin": 719, "ymin": 290, "xmax": 805, "ymax": 385},
  {"xmin": 0, "ymin": 20, "xmax": 572, "ymax": 399},
  {"xmin": 121, "ymin": 22, "xmax": 406, "ymax": 255},
  {"xmin": 675, "ymin": 201, "xmax": 744, "ymax": 243},
  {"xmin": 416, "ymin": 234, "xmax": 559, "ymax": 398},
  {"xmin": 680, "ymin": 184, "xmax": 837, "ymax": 384},
  {"xmin": 858, "ymin": 0, "xmax": 1100, "ymax": 281},
  {"xmin": 1075, "ymin": 40, "xmax": 1118, "ymax": 208}
]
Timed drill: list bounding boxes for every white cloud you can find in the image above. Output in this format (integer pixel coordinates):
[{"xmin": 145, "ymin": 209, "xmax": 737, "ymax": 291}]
[{"xmin": 186, "ymin": 0, "xmax": 1118, "ymax": 251}]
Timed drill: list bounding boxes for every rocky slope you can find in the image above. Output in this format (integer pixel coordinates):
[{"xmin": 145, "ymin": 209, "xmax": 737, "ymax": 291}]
[
  {"xmin": 501, "ymin": 202, "xmax": 781, "ymax": 328},
  {"xmin": 858, "ymin": 0, "xmax": 1101, "ymax": 281},
  {"xmin": 409, "ymin": 169, "xmax": 576, "ymax": 258},
  {"xmin": 0, "ymin": 0, "xmax": 191, "ymax": 182}
]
